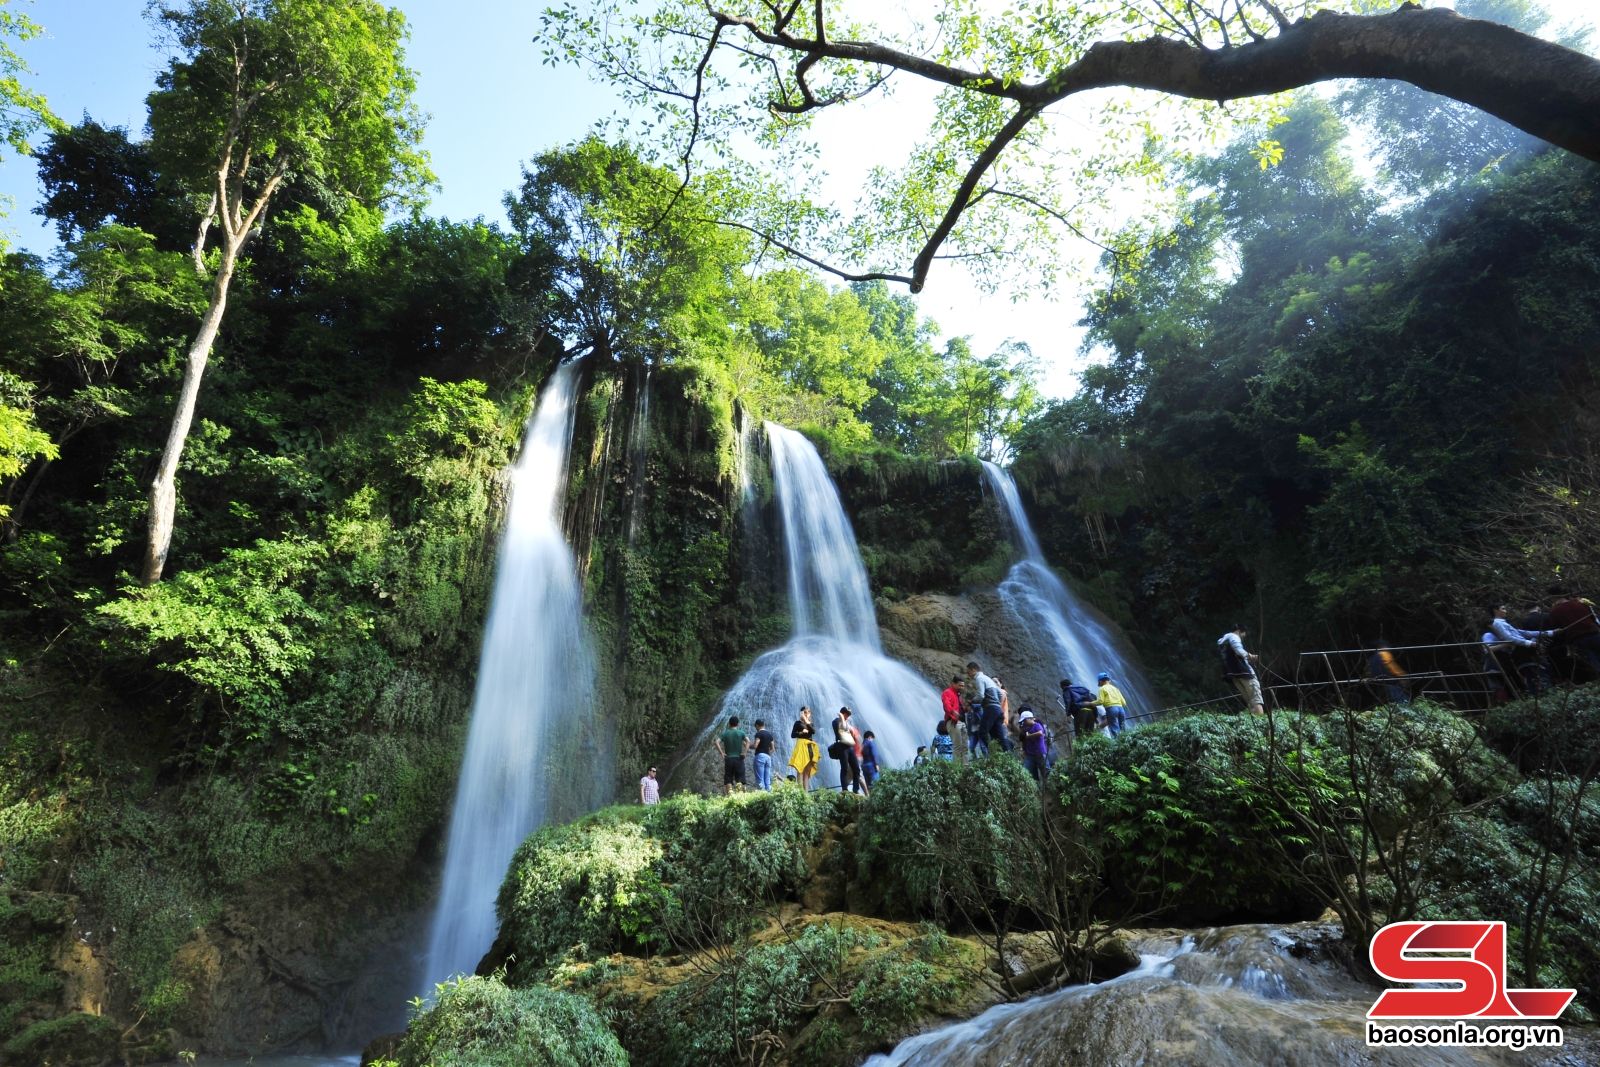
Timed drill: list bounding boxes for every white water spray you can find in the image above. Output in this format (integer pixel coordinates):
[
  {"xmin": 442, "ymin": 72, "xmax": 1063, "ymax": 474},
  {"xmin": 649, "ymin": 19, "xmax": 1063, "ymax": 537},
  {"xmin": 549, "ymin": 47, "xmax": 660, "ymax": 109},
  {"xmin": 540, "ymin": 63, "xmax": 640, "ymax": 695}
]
[
  {"xmin": 423, "ymin": 360, "xmax": 595, "ymax": 988},
  {"xmin": 715, "ymin": 424, "xmax": 938, "ymax": 778},
  {"xmin": 980, "ymin": 461, "xmax": 1158, "ymax": 717}
]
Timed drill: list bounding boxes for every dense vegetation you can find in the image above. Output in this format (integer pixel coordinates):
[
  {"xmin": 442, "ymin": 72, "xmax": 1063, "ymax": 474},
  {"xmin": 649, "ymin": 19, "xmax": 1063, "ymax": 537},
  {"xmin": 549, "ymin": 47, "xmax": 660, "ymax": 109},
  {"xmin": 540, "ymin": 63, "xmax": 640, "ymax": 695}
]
[
  {"xmin": 1012, "ymin": 36, "xmax": 1600, "ymax": 693},
  {"xmin": 481, "ymin": 696, "xmax": 1600, "ymax": 1065},
  {"xmin": 0, "ymin": 5, "xmax": 1029, "ymax": 1057},
  {"xmin": 2, "ymin": 0, "xmax": 1598, "ymax": 1060}
]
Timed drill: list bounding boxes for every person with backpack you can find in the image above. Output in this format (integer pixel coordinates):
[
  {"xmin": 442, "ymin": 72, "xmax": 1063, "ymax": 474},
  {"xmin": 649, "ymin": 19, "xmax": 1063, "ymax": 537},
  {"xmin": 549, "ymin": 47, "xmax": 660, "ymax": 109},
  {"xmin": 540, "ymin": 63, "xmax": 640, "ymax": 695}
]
[
  {"xmin": 1059, "ymin": 677, "xmax": 1097, "ymax": 749},
  {"xmin": 966, "ymin": 661, "xmax": 1008, "ymax": 754},
  {"xmin": 830, "ymin": 706, "xmax": 865, "ymax": 795},
  {"xmin": 940, "ymin": 674, "xmax": 968, "ymax": 761},
  {"xmin": 1219, "ymin": 625, "xmax": 1265, "ymax": 715},
  {"xmin": 1018, "ymin": 708, "xmax": 1049, "ymax": 781}
]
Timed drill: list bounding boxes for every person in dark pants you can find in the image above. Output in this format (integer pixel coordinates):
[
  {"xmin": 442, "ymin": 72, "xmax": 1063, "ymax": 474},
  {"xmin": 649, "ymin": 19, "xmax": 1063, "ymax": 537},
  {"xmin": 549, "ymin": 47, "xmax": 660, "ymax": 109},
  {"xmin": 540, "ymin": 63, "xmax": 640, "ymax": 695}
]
[
  {"xmin": 1549, "ymin": 586, "xmax": 1600, "ymax": 678},
  {"xmin": 715, "ymin": 716, "xmax": 749, "ymax": 795},
  {"xmin": 966, "ymin": 661, "xmax": 1008, "ymax": 754},
  {"xmin": 860, "ymin": 730, "xmax": 881, "ymax": 786},
  {"xmin": 1018, "ymin": 709, "xmax": 1049, "ymax": 782},
  {"xmin": 830, "ymin": 706, "xmax": 863, "ymax": 794},
  {"xmin": 1060, "ymin": 678, "xmax": 1098, "ymax": 749}
]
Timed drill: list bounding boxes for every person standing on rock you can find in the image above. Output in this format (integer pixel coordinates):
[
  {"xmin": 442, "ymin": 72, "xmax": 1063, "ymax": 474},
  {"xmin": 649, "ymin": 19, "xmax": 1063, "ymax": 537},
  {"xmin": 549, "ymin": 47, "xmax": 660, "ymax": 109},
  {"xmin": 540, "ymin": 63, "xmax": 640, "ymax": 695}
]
[
  {"xmin": 830, "ymin": 706, "xmax": 864, "ymax": 794},
  {"xmin": 966, "ymin": 661, "xmax": 1006, "ymax": 755},
  {"xmin": 715, "ymin": 716, "xmax": 750, "ymax": 795},
  {"xmin": 860, "ymin": 729, "xmax": 882, "ymax": 787},
  {"xmin": 1219, "ymin": 625, "xmax": 1266, "ymax": 715},
  {"xmin": 640, "ymin": 766, "xmax": 660, "ymax": 805},
  {"xmin": 752, "ymin": 718, "xmax": 777, "ymax": 791},
  {"xmin": 931, "ymin": 718, "xmax": 955, "ymax": 761},
  {"xmin": 1018, "ymin": 709, "xmax": 1049, "ymax": 782},
  {"xmin": 788, "ymin": 705, "xmax": 820, "ymax": 791},
  {"xmin": 1095, "ymin": 672, "xmax": 1128, "ymax": 736},
  {"xmin": 997, "ymin": 676, "xmax": 1014, "ymax": 751},
  {"xmin": 1060, "ymin": 678, "xmax": 1098, "ymax": 753},
  {"xmin": 941, "ymin": 674, "xmax": 969, "ymax": 761}
]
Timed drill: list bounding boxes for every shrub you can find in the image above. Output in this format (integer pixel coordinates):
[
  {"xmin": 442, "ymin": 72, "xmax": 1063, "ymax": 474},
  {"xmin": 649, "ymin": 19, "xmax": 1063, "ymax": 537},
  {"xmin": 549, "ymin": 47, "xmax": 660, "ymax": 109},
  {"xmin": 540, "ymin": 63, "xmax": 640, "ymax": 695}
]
[
  {"xmin": 392, "ymin": 977, "xmax": 627, "ymax": 1067},
  {"xmin": 853, "ymin": 756, "xmax": 1040, "ymax": 919},
  {"xmin": 1057, "ymin": 712, "xmax": 1335, "ymax": 921},
  {"xmin": 2, "ymin": 1012, "xmax": 121, "ymax": 1067},
  {"xmin": 497, "ymin": 790, "xmax": 850, "ymax": 981}
]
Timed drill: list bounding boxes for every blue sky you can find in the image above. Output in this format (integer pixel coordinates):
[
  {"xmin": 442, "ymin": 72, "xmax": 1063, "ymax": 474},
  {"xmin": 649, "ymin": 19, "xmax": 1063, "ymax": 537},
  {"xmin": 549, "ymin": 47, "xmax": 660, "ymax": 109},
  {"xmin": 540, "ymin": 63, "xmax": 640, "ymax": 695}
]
[{"xmin": 0, "ymin": 0, "xmax": 620, "ymax": 253}]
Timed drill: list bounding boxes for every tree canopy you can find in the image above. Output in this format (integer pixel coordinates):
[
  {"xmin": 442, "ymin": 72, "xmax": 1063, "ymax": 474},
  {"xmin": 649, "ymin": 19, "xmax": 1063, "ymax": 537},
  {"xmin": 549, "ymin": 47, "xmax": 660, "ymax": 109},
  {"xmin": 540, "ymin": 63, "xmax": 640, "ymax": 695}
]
[{"xmin": 539, "ymin": 0, "xmax": 1600, "ymax": 293}]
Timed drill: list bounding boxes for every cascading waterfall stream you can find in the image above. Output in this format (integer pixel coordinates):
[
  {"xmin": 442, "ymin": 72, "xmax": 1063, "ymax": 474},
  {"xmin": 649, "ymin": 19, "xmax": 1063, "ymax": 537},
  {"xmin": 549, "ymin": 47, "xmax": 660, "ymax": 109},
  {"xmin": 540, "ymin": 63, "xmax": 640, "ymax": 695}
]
[
  {"xmin": 422, "ymin": 360, "xmax": 596, "ymax": 990},
  {"xmin": 980, "ymin": 460, "xmax": 1158, "ymax": 718},
  {"xmin": 712, "ymin": 423, "xmax": 937, "ymax": 779},
  {"xmin": 861, "ymin": 924, "xmax": 1422, "ymax": 1067}
]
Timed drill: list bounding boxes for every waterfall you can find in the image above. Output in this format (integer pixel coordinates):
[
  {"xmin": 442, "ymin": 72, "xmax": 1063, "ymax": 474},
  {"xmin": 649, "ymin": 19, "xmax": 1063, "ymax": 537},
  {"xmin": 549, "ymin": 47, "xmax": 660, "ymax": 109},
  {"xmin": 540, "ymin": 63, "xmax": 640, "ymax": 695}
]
[
  {"xmin": 713, "ymin": 424, "xmax": 938, "ymax": 780},
  {"xmin": 979, "ymin": 461, "xmax": 1158, "ymax": 719},
  {"xmin": 422, "ymin": 360, "xmax": 596, "ymax": 989},
  {"xmin": 626, "ymin": 369, "xmax": 651, "ymax": 545}
]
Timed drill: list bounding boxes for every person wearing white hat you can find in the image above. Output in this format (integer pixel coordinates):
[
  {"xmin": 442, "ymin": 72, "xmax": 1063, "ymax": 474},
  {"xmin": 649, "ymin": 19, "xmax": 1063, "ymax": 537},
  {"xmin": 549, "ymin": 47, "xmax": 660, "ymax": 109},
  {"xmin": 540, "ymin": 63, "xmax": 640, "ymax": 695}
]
[{"xmin": 1018, "ymin": 707, "xmax": 1049, "ymax": 782}]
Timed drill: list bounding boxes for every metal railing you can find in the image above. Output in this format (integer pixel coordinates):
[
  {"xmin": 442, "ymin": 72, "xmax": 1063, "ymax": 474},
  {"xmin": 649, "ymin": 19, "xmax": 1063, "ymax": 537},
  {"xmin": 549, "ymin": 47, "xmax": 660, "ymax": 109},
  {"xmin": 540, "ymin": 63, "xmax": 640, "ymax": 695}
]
[{"xmin": 1137, "ymin": 636, "xmax": 1570, "ymax": 723}]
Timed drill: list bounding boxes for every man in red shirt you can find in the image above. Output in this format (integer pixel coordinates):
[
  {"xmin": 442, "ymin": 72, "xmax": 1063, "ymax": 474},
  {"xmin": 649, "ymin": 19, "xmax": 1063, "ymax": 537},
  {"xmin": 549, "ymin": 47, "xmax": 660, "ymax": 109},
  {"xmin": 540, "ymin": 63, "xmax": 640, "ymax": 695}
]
[
  {"xmin": 1548, "ymin": 586, "xmax": 1600, "ymax": 676},
  {"xmin": 940, "ymin": 674, "xmax": 967, "ymax": 762}
]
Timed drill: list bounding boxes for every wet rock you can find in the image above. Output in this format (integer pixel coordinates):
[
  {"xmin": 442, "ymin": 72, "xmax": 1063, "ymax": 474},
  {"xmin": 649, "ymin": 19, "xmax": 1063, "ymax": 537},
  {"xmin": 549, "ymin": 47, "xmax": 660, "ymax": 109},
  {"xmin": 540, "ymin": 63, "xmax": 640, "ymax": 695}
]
[{"xmin": 868, "ymin": 923, "xmax": 1597, "ymax": 1067}]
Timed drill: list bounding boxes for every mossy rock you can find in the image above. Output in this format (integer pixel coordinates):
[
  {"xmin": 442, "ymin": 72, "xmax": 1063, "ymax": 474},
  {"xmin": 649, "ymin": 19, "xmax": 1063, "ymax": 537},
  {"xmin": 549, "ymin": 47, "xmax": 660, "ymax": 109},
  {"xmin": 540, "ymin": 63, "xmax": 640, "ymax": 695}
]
[
  {"xmin": 565, "ymin": 913, "xmax": 991, "ymax": 1067},
  {"xmin": 389, "ymin": 977, "xmax": 627, "ymax": 1067},
  {"xmin": 2, "ymin": 1012, "xmax": 120, "ymax": 1067},
  {"xmin": 495, "ymin": 789, "xmax": 855, "ymax": 982}
]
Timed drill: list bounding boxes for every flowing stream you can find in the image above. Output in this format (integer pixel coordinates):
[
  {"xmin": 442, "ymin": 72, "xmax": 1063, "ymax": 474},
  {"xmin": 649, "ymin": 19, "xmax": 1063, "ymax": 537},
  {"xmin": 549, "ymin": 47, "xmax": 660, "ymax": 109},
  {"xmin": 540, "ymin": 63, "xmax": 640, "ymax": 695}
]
[
  {"xmin": 421, "ymin": 360, "xmax": 596, "ymax": 990},
  {"xmin": 714, "ymin": 423, "xmax": 938, "ymax": 778},
  {"xmin": 980, "ymin": 460, "xmax": 1158, "ymax": 718},
  {"xmin": 863, "ymin": 922, "xmax": 1592, "ymax": 1066}
]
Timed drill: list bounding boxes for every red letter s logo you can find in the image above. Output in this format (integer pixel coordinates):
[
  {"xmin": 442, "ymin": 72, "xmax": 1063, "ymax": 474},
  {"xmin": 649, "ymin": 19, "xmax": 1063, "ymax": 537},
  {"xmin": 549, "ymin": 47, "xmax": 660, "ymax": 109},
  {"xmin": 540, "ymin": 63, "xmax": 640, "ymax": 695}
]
[{"xmin": 1368, "ymin": 921, "xmax": 1574, "ymax": 1020}]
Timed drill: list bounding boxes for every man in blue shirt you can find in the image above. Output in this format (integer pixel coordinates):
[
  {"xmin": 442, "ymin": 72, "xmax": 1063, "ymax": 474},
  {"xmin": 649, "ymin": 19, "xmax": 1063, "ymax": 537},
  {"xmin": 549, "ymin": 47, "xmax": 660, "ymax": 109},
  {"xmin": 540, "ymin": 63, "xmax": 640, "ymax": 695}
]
[{"xmin": 1489, "ymin": 604, "xmax": 1554, "ymax": 693}]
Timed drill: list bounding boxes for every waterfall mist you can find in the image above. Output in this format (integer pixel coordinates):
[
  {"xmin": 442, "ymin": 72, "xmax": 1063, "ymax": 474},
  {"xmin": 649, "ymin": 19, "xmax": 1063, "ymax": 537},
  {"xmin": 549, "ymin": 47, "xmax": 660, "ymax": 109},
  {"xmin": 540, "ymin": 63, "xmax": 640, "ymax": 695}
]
[
  {"xmin": 422, "ymin": 360, "xmax": 597, "ymax": 989},
  {"xmin": 711, "ymin": 423, "xmax": 938, "ymax": 781},
  {"xmin": 980, "ymin": 460, "xmax": 1158, "ymax": 717}
]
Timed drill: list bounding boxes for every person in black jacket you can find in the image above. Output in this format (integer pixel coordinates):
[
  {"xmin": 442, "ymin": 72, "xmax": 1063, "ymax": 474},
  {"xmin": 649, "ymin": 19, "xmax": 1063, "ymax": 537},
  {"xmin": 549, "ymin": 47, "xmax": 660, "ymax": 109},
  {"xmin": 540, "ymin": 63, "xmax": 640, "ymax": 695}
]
[{"xmin": 788, "ymin": 705, "xmax": 820, "ymax": 791}]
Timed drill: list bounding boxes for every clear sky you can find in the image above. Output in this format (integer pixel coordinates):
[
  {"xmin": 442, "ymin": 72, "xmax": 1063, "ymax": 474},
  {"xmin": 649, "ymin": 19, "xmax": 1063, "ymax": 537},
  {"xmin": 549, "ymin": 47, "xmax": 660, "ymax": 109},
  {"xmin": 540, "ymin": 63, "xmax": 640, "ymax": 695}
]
[{"xmin": 2, "ymin": 0, "xmax": 1596, "ymax": 398}]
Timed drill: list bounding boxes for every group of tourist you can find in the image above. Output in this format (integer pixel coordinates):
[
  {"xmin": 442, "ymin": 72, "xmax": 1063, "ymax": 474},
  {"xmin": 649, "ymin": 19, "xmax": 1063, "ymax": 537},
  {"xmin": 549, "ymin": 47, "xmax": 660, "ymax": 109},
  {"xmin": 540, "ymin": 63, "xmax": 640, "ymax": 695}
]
[
  {"xmin": 1480, "ymin": 587, "xmax": 1600, "ymax": 698},
  {"xmin": 641, "ymin": 589, "xmax": 1600, "ymax": 804},
  {"xmin": 694, "ymin": 657, "xmax": 1139, "ymax": 797}
]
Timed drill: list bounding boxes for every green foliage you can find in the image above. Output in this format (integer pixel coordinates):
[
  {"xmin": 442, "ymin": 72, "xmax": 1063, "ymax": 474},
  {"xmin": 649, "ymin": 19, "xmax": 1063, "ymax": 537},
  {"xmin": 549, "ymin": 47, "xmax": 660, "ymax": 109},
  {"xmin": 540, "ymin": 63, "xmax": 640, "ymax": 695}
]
[
  {"xmin": 146, "ymin": 0, "xmax": 431, "ymax": 211},
  {"xmin": 498, "ymin": 789, "xmax": 849, "ymax": 982},
  {"xmin": 2, "ymin": 1011, "xmax": 121, "ymax": 1067},
  {"xmin": 629, "ymin": 917, "xmax": 979, "ymax": 1067},
  {"xmin": 854, "ymin": 756, "xmax": 1041, "ymax": 918},
  {"xmin": 0, "ymin": 0, "xmax": 61, "ymax": 164},
  {"xmin": 0, "ymin": 891, "xmax": 68, "ymax": 1040},
  {"xmin": 394, "ymin": 977, "xmax": 628, "ymax": 1067},
  {"xmin": 1015, "ymin": 93, "xmax": 1600, "ymax": 692}
]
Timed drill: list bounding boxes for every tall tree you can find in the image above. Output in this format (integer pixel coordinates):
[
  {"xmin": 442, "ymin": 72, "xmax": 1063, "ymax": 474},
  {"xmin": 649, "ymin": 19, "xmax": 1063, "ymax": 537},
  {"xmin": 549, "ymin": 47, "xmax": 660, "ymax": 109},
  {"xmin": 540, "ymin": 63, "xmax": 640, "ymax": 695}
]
[
  {"xmin": 139, "ymin": 0, "xmax": 429, "ymax": 583},
  {"xmin": 539, "ymin": 1, "xmax": 1600, "ymax": 293},
  {"xmin": 506, "ymin": 137, "xmax": 742, "ymax": 364}
]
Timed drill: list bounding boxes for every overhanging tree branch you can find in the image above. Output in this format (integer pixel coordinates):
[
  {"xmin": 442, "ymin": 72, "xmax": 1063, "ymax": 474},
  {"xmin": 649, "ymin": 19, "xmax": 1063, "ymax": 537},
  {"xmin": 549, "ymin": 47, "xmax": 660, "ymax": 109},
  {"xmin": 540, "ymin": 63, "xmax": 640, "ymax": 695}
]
[{"xmin": 682, "ymin": 1, "xmax": 1600, "ymax": 290}]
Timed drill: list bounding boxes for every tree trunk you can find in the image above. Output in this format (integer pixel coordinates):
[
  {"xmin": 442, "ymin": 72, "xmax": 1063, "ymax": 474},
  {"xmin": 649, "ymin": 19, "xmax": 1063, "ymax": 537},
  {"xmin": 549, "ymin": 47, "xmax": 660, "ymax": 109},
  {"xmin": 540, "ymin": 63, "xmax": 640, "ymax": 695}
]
[{"xmin": 139, "ymin": 245, "xmax": 238, "ymax": 584}]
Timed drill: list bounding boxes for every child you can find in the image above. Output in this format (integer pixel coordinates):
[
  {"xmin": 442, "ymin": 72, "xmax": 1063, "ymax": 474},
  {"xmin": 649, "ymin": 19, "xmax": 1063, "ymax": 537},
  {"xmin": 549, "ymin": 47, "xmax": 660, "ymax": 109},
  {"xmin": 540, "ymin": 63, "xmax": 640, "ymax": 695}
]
[
  {"xmin": 931, "ymin": 719, "xmax": 955, "ymax": 761},
  {"xmin": 913, "ymin": 745, "xmax": 929, "ymax": 767}
]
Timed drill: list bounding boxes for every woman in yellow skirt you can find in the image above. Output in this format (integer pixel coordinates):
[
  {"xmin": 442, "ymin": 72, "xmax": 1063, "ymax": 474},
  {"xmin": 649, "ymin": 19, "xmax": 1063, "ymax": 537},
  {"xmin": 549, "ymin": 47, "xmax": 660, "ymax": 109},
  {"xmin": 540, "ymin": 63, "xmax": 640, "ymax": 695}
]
[{"xmin": 788, "ymin": 705, "xmax": 820, "ymax": 791}]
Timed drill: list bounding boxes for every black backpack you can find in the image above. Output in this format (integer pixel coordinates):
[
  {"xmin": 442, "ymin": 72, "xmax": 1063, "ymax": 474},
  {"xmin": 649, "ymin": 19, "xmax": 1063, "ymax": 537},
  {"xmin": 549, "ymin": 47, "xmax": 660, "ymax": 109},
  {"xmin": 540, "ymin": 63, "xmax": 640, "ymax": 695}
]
[{"xmin": 1220, "ymin": 639, "xmax": 1250, "ymax": 679}]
